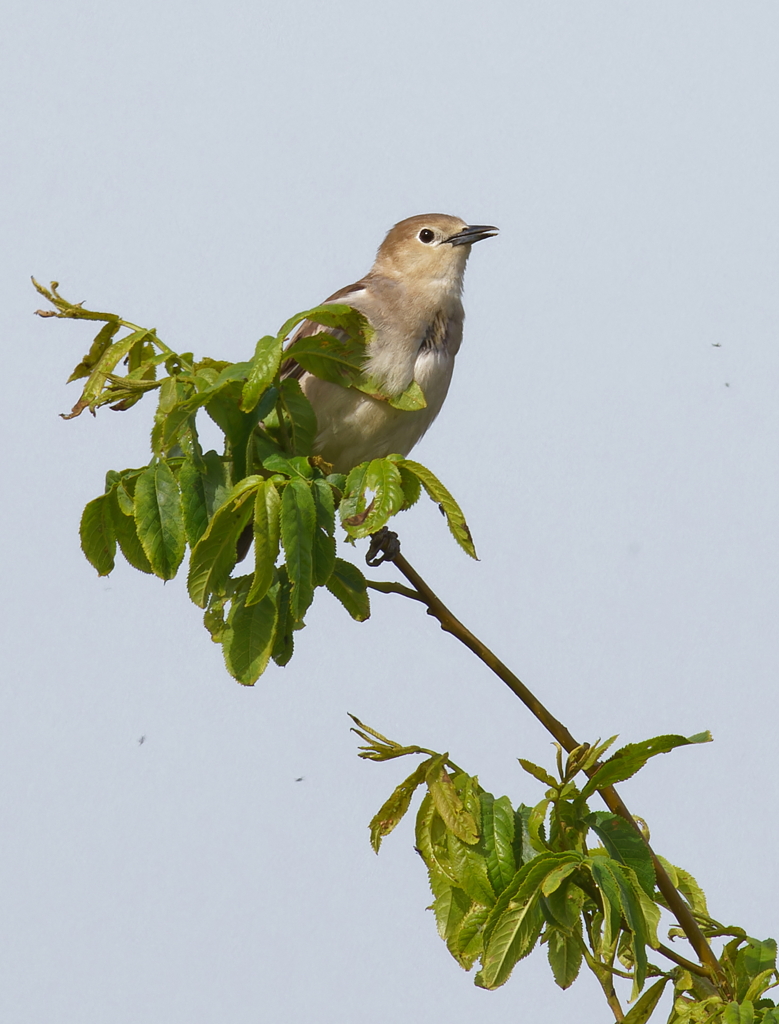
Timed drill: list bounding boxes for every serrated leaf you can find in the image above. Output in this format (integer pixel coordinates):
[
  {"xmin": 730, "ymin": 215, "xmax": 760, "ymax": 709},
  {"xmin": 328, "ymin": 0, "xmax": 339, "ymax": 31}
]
[
  {"xmin": 736, "ymin": 940, "xmax": 778, "ymax": 1001},
  {"xmin": 311, "ymin": 478, "xmax": 336, "ymax": 586},
  {"xmin": 80, "ymin": 493, "xmax": 116, "ymax": 575},
  {"xmin": 262, "ymin": 453, "xmax": 313, "ymax": 479},
  {"xmin": 518, "ymin": 758, "xmax": 558, "ymax": 788},
  {"xmin": 590, "ymin": 858, "xmax": 649, "ymax": 994},
  {"xmin": 67, "ymin": 320, "xmax": 121, "ymax": 382},
  {"xmin": 543, "ymin": 879, "xmax": 585, "ymax": 932},
  {"xmin": 222, "ymin": 582, "xmax": 277, "ymax": 685},
  {"xmin": 480, "ymin": 793, "xmax": 517, "ymax": 896},
  {"xmin": 622, "ymin": 977, "xmax": 670, "ymax": 1024},
  {"xmin": 284, "ymin": 329, "xmax": 366, "ymax": 385},
  {"xmin": 432, "ymin": 884, "xmax": 472, "ymax": 945},
  {"xmin": 241, "ymin": 335, "xmax": 282, "ymax": 411},
  {"xmin": 325, "ymin": 558, "xmax": 371, "ymax": 621},
  {"xmin": 246, "ymin": 481, "xmax": 281, "ymax": 606},
  {"xmin": 586, "ymin": 812, "xmax": 656, "ymax": 896},
  {"xmin": 449, "ymin": 902, "xmax": 490, "ymax": 970},
  {"xmin": 179, "ymin": 450, "xmax": 229, "ymax": 547},
  {"xmin": 339, "ymin": 457, "xmax": 405, "ymax": 538},
  {"xmin": 479, "ymin": 854, "xmax": 574, "ymax": 989},
  {"xmin": 397, "ymin": 464, "xmax": 422, "ymax": 510},
  {"xmin": 547, "ymin": 926, "xmax": 583, "ymax": 989},
  {"xmin": 582, "ymin": 732, "xmax": 712, "ymax": 797},
  {"xmin": 527, "ymin": 798, "xmax": 550, "ymax": 853},
  {"xmin": 722, "ymin": 1003, "xmax": 756, "ymax": 1024},
  {"xmin": 279, "ymin": 377, "xmax": 318, "ymax": 456},
  {"xmin": 399, "ymin": 459, "xmax": 477, "ymax": 559},
  {"xmin": 109, "ymin": 488, "xmax": 152, "ymax": 573},
  {"xmin": 369, "ymin": 757, "xmax": 434, "ymax": 852},
  {"xmin": 541, "ymin": 858, "xmax": 581, "ymax": 896},
  {"xmin": 415, "ymin": 793, "xmax": 460, "ymax": 889},
  {"xmin": 426, "ymin": 758, "xmax": 479, "ymax": 845},
  {"xmin": 133, "ymin": 461, "xmax": 185, "ymax": 580},
  {"xmin": 187, "ymin": 479, "xmax": 259, "ymax": 606},
  {"xmin": 587, "ymin": 855, "xmax": 623, "ymax": 951},
  {"xmin": 446, "ymin": 831, "xmax": 496, "ymax": 907},
  {"xmin": 352, "ymin": 375, "xmax": 427, "ymax": 410},
  {"xmin": 62, "ymin": 328, "xmax": 153, "ymax": 419},
  {"xmin": 280, "ymin": 476, "xmax": 316, "ymax": 621},
  {"xmin": 271, "ymin": 566, "xmax": 294, "ymax": 666}
]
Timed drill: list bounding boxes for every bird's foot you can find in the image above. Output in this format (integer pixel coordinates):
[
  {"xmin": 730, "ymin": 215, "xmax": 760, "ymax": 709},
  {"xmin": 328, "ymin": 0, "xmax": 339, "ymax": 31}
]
[{"xmin": 366, "ymin": 527, "xmax": 401, "ymax": 567}]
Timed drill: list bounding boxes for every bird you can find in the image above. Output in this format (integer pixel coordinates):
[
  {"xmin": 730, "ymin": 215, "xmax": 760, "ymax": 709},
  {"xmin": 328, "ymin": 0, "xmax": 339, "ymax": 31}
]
[{"xmin": 282, "ymin": 214, "xmax": 498, "ymax": 473}]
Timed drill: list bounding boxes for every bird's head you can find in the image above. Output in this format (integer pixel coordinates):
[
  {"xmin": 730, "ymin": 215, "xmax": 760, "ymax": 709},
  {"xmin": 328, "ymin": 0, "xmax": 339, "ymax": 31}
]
[{"xmin": 373, "ymin": 214, "xmax": 498, "ymax": 292}]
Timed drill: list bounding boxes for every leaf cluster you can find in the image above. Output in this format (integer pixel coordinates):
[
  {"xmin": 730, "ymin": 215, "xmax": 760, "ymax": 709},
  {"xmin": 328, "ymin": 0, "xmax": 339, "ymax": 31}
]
[
  {"xmin": 38, "ymin": 281, "xmax": 476, "ymax": 683},
  {"xmin": 354, "ymin": 719, "xmax": 778, "ymax": 1023}
]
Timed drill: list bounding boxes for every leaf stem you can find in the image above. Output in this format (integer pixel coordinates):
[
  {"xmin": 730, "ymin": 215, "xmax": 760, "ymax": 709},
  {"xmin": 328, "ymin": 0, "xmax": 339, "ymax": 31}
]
[{"xmin": 370, "ymin": 537, "xmax": 730, "ymax": 996}]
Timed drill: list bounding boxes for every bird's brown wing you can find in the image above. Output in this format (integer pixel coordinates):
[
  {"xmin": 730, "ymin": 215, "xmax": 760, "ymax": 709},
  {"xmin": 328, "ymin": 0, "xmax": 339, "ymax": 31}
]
[{"xmin": 280, "ymin": 278, "xmax": 369, "ymax": 380}]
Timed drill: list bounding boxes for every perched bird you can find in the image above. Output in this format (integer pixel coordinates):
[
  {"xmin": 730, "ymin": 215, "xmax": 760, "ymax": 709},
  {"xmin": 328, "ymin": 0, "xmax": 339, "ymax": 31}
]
[{"xmin": 284, "ymin": 214, "xmax": 497, "ymax": 472}]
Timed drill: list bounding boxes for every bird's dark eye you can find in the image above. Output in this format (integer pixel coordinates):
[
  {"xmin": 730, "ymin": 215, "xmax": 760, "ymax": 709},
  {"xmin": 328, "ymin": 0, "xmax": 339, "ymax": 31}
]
[{"xmin": 419, "ymin": 229, "xmax": 435, "ymax": 243}]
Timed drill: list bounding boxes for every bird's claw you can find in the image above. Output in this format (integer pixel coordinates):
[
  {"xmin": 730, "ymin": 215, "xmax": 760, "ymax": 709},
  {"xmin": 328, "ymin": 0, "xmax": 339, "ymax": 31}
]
[{"xmin": 366, "ymin": 527, "xmax": 401, "ymax": 566}]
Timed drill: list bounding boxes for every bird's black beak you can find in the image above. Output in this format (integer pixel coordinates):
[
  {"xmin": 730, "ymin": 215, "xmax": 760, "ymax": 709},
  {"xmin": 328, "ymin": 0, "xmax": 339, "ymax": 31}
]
[{"xmin": 446, "ymin": 224, "xmax": 499, "ymax": 246}]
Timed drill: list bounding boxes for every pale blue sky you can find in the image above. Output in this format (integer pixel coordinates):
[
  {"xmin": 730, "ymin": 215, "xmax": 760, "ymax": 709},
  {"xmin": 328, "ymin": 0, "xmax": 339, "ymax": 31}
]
[{"xmin": 1, "ymin": 2, "xmax": 778, "ymax": 1021}]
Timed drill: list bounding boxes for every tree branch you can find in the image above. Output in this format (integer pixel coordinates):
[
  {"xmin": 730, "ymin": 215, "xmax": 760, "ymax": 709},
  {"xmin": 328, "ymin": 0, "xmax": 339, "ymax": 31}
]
[{"xmin": 369, "ymin": 535, "xmax": 729, "ymax": 995}]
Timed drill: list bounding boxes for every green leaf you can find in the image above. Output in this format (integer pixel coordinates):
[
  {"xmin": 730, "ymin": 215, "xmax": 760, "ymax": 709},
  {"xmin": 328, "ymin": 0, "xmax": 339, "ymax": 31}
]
[
  {"xmin": 280, "ymin": 477, "xmax": 316, "ymax": 621},
  {"xmin": 151, "ymin": 377, "xmax": 191, "ymax": 456},
  {"xmin": 67, "ymin": 320, "xmax": 121, "ymax": 382},
  {"xmin": 543, "ymin": 880, "xmax": 585, "ymax": 932},
  {"xmin": 513, "ymin": 805, "xmax": 535, "ymax": 866},
  {"xmin": 426, "ymin": 758, "xmax": 479, "ymax": 845},
  {"xmin": 722, "ymin": 1002, "xmax": 756, "ymax": 1024},
  {"xmin": 187, "ymin": 479, "xmax": 259, "ymax": 607},
  {"xmin": 399, "ymin": 460, "xmax": 477, "ymax": 559},
  {"xmin": 446, "ymin": 831, "xmax": 496, "ymax": 907},
  {"xmin": 586, "ymin": 813, "xmax": 656, "ymax": 896},
  {"xmin": 203, "ymin": 591, "xmax": 228, "ymax": 643},
  {"xmin": 432, "ymin": 884, "xmax": 472, "ymax": 947},
  {"xmin": 246, "ymin": 481, "xmax": 281, "ymax": 606},
  {"xmin": 518, "ymin": 758, "xmax": 558, "ymax": 788},
  {"xmin": 311, "ymin": 478, "xmax": 336, "ymax": 586},
  {"xmin": 541, "ymin": 858, "xmax": 581, "ymax": 896},
  {"xmin": 109, "ymin": 488, "xmax": 152, "ymax": 573},
  {"xmin": 340, "ymin": 457, "xmax": 405, "ymax": 538},
  {"xmin": 415, "ymin": 793, "xmax": 460, "ymax": 889},
  {"xmin": 582, "ymin": 732, "xmax": 712, "ymax": 797},
  {"xmin": 736, "ymin": 940, "xmax": 778, "ymax": 1002},
  {"xmin": 133, "ymin": 461, "xmax": 185, "ymax": 580},
  {"xmin": 449, "ymin": 902, "xmax": 490, "ymax": 970},
  {"xmin": 284, "ymin": 328, "xmax": 366, "ymax": 386},
  {"xmin": 222, "ymin": 582, "xmax": 278, "ymax": 685},
  {"xmin": 325, "ymin": 558, "xmax": 371, "ymax": 621},
  {"xmin": 271, "ymin": 566, "xmax": 294, "ymax": 666},
  {"xmin": 547, "ymin": 926, "xmax": 583, "ymax": 989},
  {"xmin": 622, "ymin": 977, "xmax": 671, "ymax": 1024},
  {"xmin": 240, "ymin": 335, "xmax": 282, "ymax": 412},
  {"xmin": 352, "ymin": 375, "xmax": 427, "ymax": 410},
  {"xmin": 480, "ymin": 793, "xmax": 517, "ymax": 895},
  {"xmin": 62, "ymin": 328, "xmax": 154, "ymax": 419},
  {"xmin": 279, "ymin": 378, "xmax": 318, "ymax": 456},
  {"xmin": 398, "ymin": 464, "xmax": 422, "ymax": 510},
  {"xmin": 591, "ymin": 858, "xmax": 649, "ymax": 994},
  {"xmin": 262, "ymin": 453, "xmax": 313, "ymax": 479},
  {"xmin": 587, "ymin": 855, "xmax": 623, "ymax": 951},
  {"xmin": 369, "ymin": 757, "xmax": 435, "ymax": 852},
  {"xmin": 479, "ymin": 854, "xmax": 575, "ymax": 989},
  {"xmin": 527, "ymin": 798, "xmax": 550, "ymax": 853},
  {"xmin": 80, "ymin": 493, "xmax": 116, "ymax": 576},
  {"xmin": 179, "ymin": 450, "xmax": 229, "ymax": 547}
]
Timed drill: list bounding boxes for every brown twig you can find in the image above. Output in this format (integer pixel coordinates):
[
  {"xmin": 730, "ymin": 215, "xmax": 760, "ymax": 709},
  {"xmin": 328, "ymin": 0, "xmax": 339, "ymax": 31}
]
[{"xmin": 369, "ymin": 535, "xmax": 729, "ymax": 994}]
